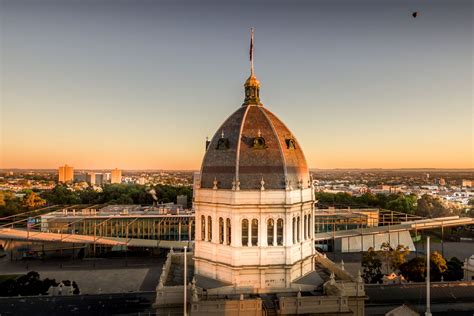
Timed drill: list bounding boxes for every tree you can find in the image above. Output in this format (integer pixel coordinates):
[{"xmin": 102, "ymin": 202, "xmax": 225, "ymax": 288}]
[
  {"xmin": 399, "ymin": 252, "xmax": 449, "ymax": 282},
  {"xmin": 416, "ymin": 194, "xmax": 461, "ymax": 218},
  {"xmin": 0, "ymin": 271, "xmax": 60, "ymax": 297},
  {"xmin": 390, "ymin": 244, "xmax": 410, "ymax": 271},
  {"xmin": 379, "ymin": 242, "xmax": 393, "ymax": 274},
  {"xmin": 40, "ymin": 183, "xmax": 193, "ymax": 207},
  {"xmin": 72, "ymin": 281, "xmax": 80, "ymax": 294},
  {"xmin": 444, "ymin": 257, "xmax": 464, "ymax": 281},
  {"xmin": 77, "ymin": 188, "xmax": 100, "ymax": 204},
  {"xmin": 0, "ymin": 191, "xmax": 5, "ymax": 207},
  {"xmin": 430, "ymin": 251, "xmax": 447, "ymax": 281},
  {"xmin": 0, "ymin": 191, "xmax": 22, "ymax": 217},
  {"xmin": 22, "ymin": 191, "xmax": 46, "ymax": 210},
  {"xmin": 41, "ymin": 185, "xmax": 81, "ymax": 204},
  {"xmin": 315, "ymin": 192, "xmax": 418, "ymax": 215},
  {"xmin": 362, "ymin": 247, "xmax": 383, "ymax": 283},
  {"xmin": 386, "ymin": 194, "xmax": 417, "ymax": 214},
  {"xmin": 400, "ymin": 257, "xmax": 426, "ymax": 282}
]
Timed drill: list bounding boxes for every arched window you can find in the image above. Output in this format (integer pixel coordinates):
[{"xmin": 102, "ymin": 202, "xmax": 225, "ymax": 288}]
[
  {"xmin": 242, "ymin": 219, "xmax": 249, "ymax": 246},
  {"xmin": 292, "ymin": 217, "xmax": 296, "ymax": 244},
  {"xmin": 226, "ymin": 218, "xmax": 231, "ymax": 245},
  {"xmin": 297, "ymin": 216, "xmax": 301, "ymax": 242},
  {"xmin": 267, "ymin": 219, "xmax": 274, "ymax": 246},
  {"xmin": 251, "ymin": 219, "xmax": 259, "ymax": 246},
  {"xmin": 304, "ymin": 215, "xmax": 307, "ymax": 240},
  {"xmin": 207, "ymin": 216, "xmax": 212, "ymax": 242},
  {"xmin": 307, "ymin": 214, "xmax": 311, "ymax": 239},
  {"xmin": 201, "ymin": 215, "xmax": 206, "ymax": 241},
  {"xmin": 277, "ymin": 219, "xmax": 284, "ymax": 246},
  {"xmin": 219, "ymin": 217, "xmax": 224, "ymax": 244}
]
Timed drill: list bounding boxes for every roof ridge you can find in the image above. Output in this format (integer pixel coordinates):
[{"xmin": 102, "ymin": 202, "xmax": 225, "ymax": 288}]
[
  {"xmin": 235, "ymin": 105, "xmax": 252, "ymax": 183},
  {"xmin": 257, "ymin": 106, "xmax": 288, "ymax": 182}
]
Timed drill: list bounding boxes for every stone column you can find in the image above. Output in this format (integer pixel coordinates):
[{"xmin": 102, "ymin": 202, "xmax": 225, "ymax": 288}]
[
  {"xmin": 248, "ymin": 220, "xmax": 251, "ymax": 247},
  {"xmin": 261, "ymin": 215, "xmax": 267, "ymax": 247},
  {"xmin": 205, "ymin": 214, "xmax": 208, "ymax": 242},
  {"xmin": 235, "ymin": 215, "xmax": 241, "ymax": 247},
  {"xmin": 273, "ymin": 220, "xmax": 277, "ymax": 246}
]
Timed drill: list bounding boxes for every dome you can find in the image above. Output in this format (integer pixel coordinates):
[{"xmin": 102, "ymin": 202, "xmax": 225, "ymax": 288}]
[{"xmin": 200, "ymin": 101, "xmax": 310, "ymax": 190}]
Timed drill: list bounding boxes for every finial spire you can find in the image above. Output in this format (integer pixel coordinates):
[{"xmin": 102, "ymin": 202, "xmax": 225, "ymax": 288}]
[{"xmin": 242, "ymin": 28, "xmax": 262, "ymax": 106}]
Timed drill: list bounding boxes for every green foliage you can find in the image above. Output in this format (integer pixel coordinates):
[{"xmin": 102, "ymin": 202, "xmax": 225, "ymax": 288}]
[
  {"xmin": 363, "ymin": 243, "xmax": 410, "ymax": 279},
  {"xmin": 40, "ymin": 183, "xmax": 193, "ymax": 207},
  {"xmin": 416, "ymin": 194, "xmax": 460, "ymax": 218},
  {"xmin": 400, "ymin": 257, "xmax": 426, "ymax": 282},
  {"xmin": 0, "ymin": 191, "xmax": 22, "ymax": 217},
  {"xmin": 379, "ymin": 243, "xmax": 410, "ymax": 273},
  {"xmin": 387, "ymin": 194, "xmax": 418, "ymax": 214},
  {"xmin": 444, "ymin": 257, "xmax": 464, "ymax": 281},
  {"xmin": 430, "ymin": 251, "xmax": 447, "ymax": 281},
  {"xmin": 21, "ymin": 192, "xmax": 46, "ymax": 210},
  {"xmin": 399, "ymin": 251, "xmax": 449, "ymax": 282},
  {"xmin": 41, "ymin": 185, "xmax": 81, "ymax": 205},
  {"xmin": 0, "ymin": 192, "xmax": 5, "ymax": 207},
  {"xmin": 0, "ymin": 271, "xmax": 61, "ymax": 297},
  {"xmin": 315, "ymin": 192, "xmax": 417, "ymax": 214},
  {"xmin": 361, "ymin": 247, "xmax": 383, "ymax": 284},
  {"xmin": 390, "ymin": 244, "xmax": 410, "ymax": 271},
  {"xmin": 315, "ymin": 191, "xmax": 463, "ymax": 218}
]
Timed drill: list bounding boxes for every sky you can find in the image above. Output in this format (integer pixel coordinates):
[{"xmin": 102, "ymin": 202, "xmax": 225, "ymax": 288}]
[{"xmin": 0, "ymin": 0, "xmax": 472, "ymax": 170}]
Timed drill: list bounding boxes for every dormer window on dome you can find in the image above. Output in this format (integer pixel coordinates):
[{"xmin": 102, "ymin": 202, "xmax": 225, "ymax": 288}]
[
  {"xmin": 252, "ymin": 129, "xmax": 266, "ymax": 149},
  {"xmin": 285, "ymin": 137, "xmax": 297, "ymax": 149},
  {"xmin": 252, "ymin": 137, "xmax": 266, "ymax": 149},
  {"xmin": 216, "ymin": 131, "xmax": 230, "ymax": 150}
]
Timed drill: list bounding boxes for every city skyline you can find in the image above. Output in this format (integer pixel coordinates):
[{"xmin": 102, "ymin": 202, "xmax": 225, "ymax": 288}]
[{"xmin": 1, "ymin": 0, "xmax": 472, "ymax": 170}]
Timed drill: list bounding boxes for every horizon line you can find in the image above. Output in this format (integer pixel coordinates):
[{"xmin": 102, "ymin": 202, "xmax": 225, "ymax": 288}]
[{"xmin": 1, "ymin": 167, "xmax": 473, "ymax": 172}]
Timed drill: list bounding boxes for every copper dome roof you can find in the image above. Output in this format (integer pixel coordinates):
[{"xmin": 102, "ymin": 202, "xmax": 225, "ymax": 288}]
[{"xmin": 200, "ymin": 103, "xmax": 310, "ymax": 190}]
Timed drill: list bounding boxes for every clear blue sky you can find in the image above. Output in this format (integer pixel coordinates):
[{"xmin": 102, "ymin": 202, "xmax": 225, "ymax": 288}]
[{"xmin": 1, "ymin": 0, "xmax": 472, "ymax": 169}]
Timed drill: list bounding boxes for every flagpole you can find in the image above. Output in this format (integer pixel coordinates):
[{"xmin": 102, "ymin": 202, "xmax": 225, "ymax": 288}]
[
  {"xmin": 250, "ymin": 28, "xmax": 254, "ymax": 76},
  {"xmin": 425, "ymin": 236, "xmax": 431, "ymax": 316}
]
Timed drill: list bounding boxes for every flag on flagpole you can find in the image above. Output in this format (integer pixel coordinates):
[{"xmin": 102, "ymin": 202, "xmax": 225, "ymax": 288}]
[{"xmin": 249, "ymin": 28, "xmax": 254, "ymax": 62}]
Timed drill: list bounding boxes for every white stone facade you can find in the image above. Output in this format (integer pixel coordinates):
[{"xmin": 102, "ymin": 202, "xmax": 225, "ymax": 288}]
[{"xmin": 193, "ymin": 182, "xmax": 316, "ymax": 292}]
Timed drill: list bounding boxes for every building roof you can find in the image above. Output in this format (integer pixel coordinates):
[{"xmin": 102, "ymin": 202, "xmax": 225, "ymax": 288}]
[
  {"xmin": 366, "ymin": 282, "xmax": 474, "ymax": 304},
  {"xmin": 200, "ymin": 74, "xmax": 310, "ymax": 190},
  {"xmin": 385, "ymin": 304, "xmax": 419, "ymax": 316}
]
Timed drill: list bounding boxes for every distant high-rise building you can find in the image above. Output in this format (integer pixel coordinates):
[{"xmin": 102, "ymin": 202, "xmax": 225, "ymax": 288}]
[
  {"xmin": 74, "ymin": 173, "xmax": 86, "ymax": 182},
  {"xmin": 103, "ymin": 173, "xmax": 111, "ymax": 182},
  {"xmin": 58, "ymin": 164, "xmax": 74, "ymax": 183},
  {"xmin": 95, "ymin": 173, "xmax": 105, "ymax": 186},
  {"xmin": 439, "ymin": 178, "xmax": 446, "ymax": 186},
  {"xmin": 111, "ymin": 168, "xmax": 122, "ymax": 184},
  {"xmin": 86, "ymin": 172, "xmax": 96, "ymax": 185}
]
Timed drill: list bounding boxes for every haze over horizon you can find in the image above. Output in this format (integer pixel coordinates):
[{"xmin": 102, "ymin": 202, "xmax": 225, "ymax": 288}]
[{"xmin": 1, "ymin": 0, "xmax": 472, "ymax": 170}]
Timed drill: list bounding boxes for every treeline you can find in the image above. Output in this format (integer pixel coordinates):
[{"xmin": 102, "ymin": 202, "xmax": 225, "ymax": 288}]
[
  {"xmin": 315, "ymin": 192, "xmax": 464, "ymax": 218},
  {"xmin": 40, "ymin": 184, "xmax": 193, "ymax": 207},
  {"xmin": 362, "ymin": 243, "xmax": 463, "ymax": 284},
  {"xmin": 0, "ymin": 191, "xmax": 46, "ymax": 218}
]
